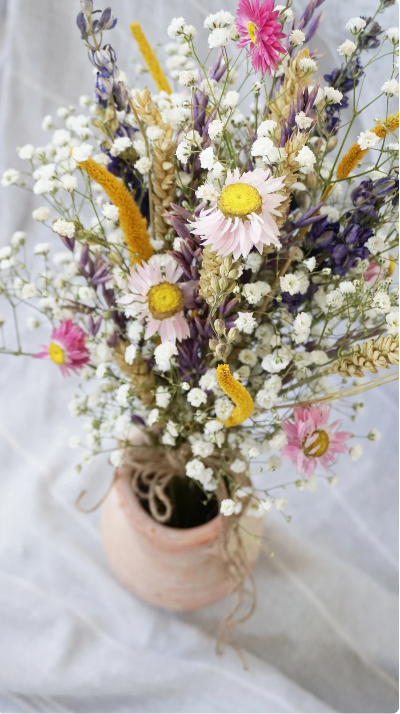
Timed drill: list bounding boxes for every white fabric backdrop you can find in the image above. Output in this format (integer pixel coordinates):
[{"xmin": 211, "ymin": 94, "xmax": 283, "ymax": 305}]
[{"xmin": 0, "ymin": 1, "xmax": 398, "ymax": 712}]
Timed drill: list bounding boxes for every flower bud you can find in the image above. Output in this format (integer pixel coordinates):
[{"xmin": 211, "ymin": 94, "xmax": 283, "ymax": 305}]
[
  {"xmin": 227, "ymin": 327, "xmax": 239, "ymax": 342},
  {"xmin": 214, "ymin": 319, "xmax": 225, "ymax": 336},
  {"xmin": 216, "ymin": 343, "xmax": 229, "ymax": 360}
]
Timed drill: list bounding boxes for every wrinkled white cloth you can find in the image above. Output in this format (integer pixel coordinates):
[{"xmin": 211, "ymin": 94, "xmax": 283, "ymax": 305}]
[{"xmin": 0, "ymin": 0, "xmax": 398, "ymax": 712}]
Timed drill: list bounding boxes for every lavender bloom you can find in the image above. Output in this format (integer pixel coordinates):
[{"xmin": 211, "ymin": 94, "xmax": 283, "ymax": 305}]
[{"xmin": 278, "ymin": 84, "xmax": 320, "ymax": 145}]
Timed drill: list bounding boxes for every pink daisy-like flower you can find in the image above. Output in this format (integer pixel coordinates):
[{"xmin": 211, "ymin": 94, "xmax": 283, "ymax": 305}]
[
  {"xmin": 34, "ymin": 320, "xmax": 89, "ymax": 377},
  {"xmin": 236, "ymin": 0, "xmax": 286, "ymax": 75},
  {"xmin": 281, "ymin": 404, "xmax": 352, "ymax": 478},
  {"xmin": 117, "ymin": 259, "xmax": 190, "ymax": 343},
  {"xmin": 190, "ymin": 168, "xmax": 285, "ymax": 259}
]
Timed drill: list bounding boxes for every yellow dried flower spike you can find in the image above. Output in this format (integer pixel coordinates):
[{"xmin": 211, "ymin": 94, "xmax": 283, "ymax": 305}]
[
  {"xmin": 216, "ymin": 364, "xmax": 254, "ymax": 428},
  {"xmin": 130, "ymin": 22, "xmax": 172, "ymax": 95},
  {"xmin": 76, "ymin": 157, "xmax": 152, "ymax": 263},
  {"xmin": 336, "ymin": 112, "xmax": 399, "ymax": 180}
]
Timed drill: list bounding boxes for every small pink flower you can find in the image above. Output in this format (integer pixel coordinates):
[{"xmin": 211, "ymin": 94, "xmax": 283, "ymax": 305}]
[
  {"xmin": 117, "ymin": 258, "xmax": 190, "ymax": 343},
  {"xmin": 281, "ymin": 404, "xmax": 352, "ymax": 478},
  {"xmin": 236, "ymin": 0, "xmax": 286, "ymax": 75},
  {"xmin": 34, "ymin": 320, "xmax": 89, "ymax": 377},
  {"xmin": 364, "ymin": 260, "xmax": 381, "ymax": 286}
]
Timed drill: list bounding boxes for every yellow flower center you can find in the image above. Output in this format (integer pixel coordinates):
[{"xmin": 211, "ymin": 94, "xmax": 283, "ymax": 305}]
[
  {"xmin": 48, "ymin": 342, "xmax": 66, "ymax": 365},
  {"xmin": 247, "ymin": 21, "xmax": 258, "ymax": 45},
  {"xmin": 147, "ymin": 281, "xmax": 183, "ymax": 320},
  {"xmin": 302, "ymin": 429, "xmax": 330, "ymax": 458},
  {"xmin": 219, "ymin": 183, "xmax": 262, "ymax": 219}
]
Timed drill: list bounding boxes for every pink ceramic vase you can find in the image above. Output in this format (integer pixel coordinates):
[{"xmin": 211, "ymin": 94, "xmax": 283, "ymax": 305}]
[{"xmin": 101, "ymin": 466, "xmax": 263, "ymax": 611}]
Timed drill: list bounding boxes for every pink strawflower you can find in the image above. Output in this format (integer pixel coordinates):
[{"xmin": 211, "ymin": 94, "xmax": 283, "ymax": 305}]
[
  {"xmin": 363, "ymin": 260, "xmax": 381, "ymax": 286},
  {"xmin": 34, "ymin": 320, "xmax": 89, "ymax": 377},
  {"xmin": 117, "ymin": 258, "xmax": 190, "ymax": 343},
  {"xmin": 190, "ymin": 168, "xmax": 285, "ymax": 259},
  {"xmin": 281, "ymin": 405, "xmax": 352, "ymax": 478},
  {"xmin": 236, "ymin": 0, "xmax": 286, "ymax": 75}
]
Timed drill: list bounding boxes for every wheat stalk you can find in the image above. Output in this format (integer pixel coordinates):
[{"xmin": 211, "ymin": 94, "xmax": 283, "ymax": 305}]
[{"xmin": 330, "ymin": 335, "xmax": 399, "ymax": 378}]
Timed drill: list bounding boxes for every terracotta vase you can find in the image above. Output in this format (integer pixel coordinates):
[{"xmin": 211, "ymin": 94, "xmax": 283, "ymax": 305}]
[{"xmin": 101, "ymin": 465, "xmax": 263, "ymax": 611}]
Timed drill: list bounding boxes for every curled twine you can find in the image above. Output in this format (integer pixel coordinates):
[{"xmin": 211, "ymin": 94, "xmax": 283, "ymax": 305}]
[{"xmin": 123, "ymin": 442, "xmax": 258, "ymax": 662}]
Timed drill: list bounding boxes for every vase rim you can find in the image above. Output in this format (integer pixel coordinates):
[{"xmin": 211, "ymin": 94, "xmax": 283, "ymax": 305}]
[{"xmin": 113, "ymin": 466, "xmax": 222, "ymax": 550}]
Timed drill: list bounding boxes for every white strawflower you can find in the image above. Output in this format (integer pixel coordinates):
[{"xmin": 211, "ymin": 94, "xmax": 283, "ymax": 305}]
[
  {"xmin": 190, "ymin": 436, "xmax": 214, "ymax": 458},
  {"xmin": 1, "ymin": 169, "xmax": 20, "ymax": 186},
  {"xmin": 346, "ymin": 17, "xmax": 366, "ymax": 34},
  {"xmin": 42, "ymin": 114, "xmax": 53, "ymax": 130},
  {"xmin": 299, "ymin": 57, "xmax": 318, "ymax": 73},
  {"xmin": 235, "ymin": 312, "xmax": 257, "ymax": 334},
  {"xmin": 155, "ymin": 386, "xmax": 171, "ymax": 409},
  {"xmin": 257, "ymin": 120, "xmax": 277, "ymax": 137},
  {"xmin": 134, "ymin": 157, "xmax": 151, "ymax": 174},
  {"xmin": 204, "ymin": 11, "xmax": 234, "ymax": 29},
  {"xmin": 32, "ymin": 207, "xmax": 51, "ymax": 221},
  {"xmin": 245, "ymin": 252, "xmax": 262, "ymax": 273},
  {"xmin": 68, "ymin": 435, "xmax": 81, "ymax": 449},
  {"xmin": 220, "ymin": 499, "xmax": 242, "ymax": 516},
  {"xmin": 167, "ymin": 17, "xmax": 186, "ymax": 39},
  {"xmin": 196, "ymin": 181, "xmax": 220, "ymax": 203},
  {"xmin": 72, "ymin": 144, "xmax": 93, "ymax": 162},
  {"xmin": 208, "ymin": 27, "xmax": 230, "ymax": 48},
  {"xmin": 338, "ymin": 40, "xmax": 357, "ymax": 57},
  {"xmin": 199, "ymin": 368, "xmax": 218, "ymax": 392},
  {"xmin": 280, "ymin": 273, "xmax": 302, "ymax": 295},
  {"xmin": 303, "ymin": 256, "xmax": 316, "ymax": 272},
  {"xmin": 238, "ymin": 348, "xmax": 257, "ymax": 367},
  {"xmin": 199, "ymin": 146, "xmax": 214, "ymax": 170},
  {"xmin": 325, "ymin": 289, "xmax": 344, "ymax": 310},
  {"xmin": 293, "ymin": 312, "xmax": 311, "ymax": 343},
  {"xmin": 290, "ymin": 29, "xmax": 305, "ymax": 46},
  {"xmin": 295, "ymin": 111, "xmax": 313, "ymax": 130},
  {"xmin": 116, "ymin": 384, "xmax": 130, "ymax": 406},
  {"xmin": 230, "ymin": 458, "xmax": 247, "ymax": 474},
  {"xmin": 368, "ymin": 428, "xmax": 381, "ymax": 443},
  {"xmin": 11, "ymin": 231, "xmax": 26, "ymax": 247},
  {"xmin": 186, "ymin": 458, "xmax": 214, "ymax": 487},
  {"xmin": 339, "ymin": 281, "xmax": 356, "ymax": 294},
  {"xmin": 60, "ymin": 174, "xmax": 78, "ymax": 192},
  {"xmin": 124, "ymin": 344, "xmax": 137, "ymax": 365},
  {"xmin": 319, "ymin": 206, "xmax": 340, "ymax": 222},
  {"xmin": 27, "ymin": 316, "xmax": 40, "ymax": 330},
  {"xmin": 296, "ymin": 146, "xmax": 316, "ymax": 172},
  {"xmin": 147, "ymin": 408, "xmax": 160, "ymax": 427},
  {"xmin": 214, "ymin": 397, "xmax": 234, "ymax": 421},
  {"xmin": 34, "ymin": 242, "xmax": 51, "ymax": 255},
  {"xmin": 357, "ymin": 131, "xmax": 381, "ymax": 150},
  {"xmin": 53, "ymin": 219, "xmax": 75, "ymax": 238},
  {"xmin": 267, "ymin": 455, "xmax": 282, "ymax": 471},
  {"xmin": 187, "ymin": 387, "xmax": 208, "ymax": 407},
  {"xmin": 110, "ymin": 450, "xmax": 124, "ymax": 467},
  {"xmin": 147, "ymin": 126, "xmax": 164, "ymax": 142},
  {"xmin": 274, "ymin": 497, "xmax": 287, "ymax": 510},
  {"xmin": 33, "ymin": 178, "xmax": 56, "ymax": 195},
  {"xmin": 387, "ymin": 27, "xmax": 399, "ymax": 44},
  {"xmin": 261, "ymin": 349, "xmax": 291, "ymax": 373},
  {"xmin": 349, "ymin": 445, "xmax": 363, "ymax": 462},
  {"xmin": 176, "ymin": 140, "xmax": 192, "ymax": 165},
  {"xmin": 110, "ymin": 137, "xmax": 132, "ymax": 157},
  {"xmin": 386, "ymin": 311, "xmax": 399, "ymax": 336},
  {"xmin": 372, "ymin": 292, "xmax": 391, "ymax": 313},
  {"xmin": 178, "ymin": 70, "xmax": 196, "ymax": 86},
  {"xmin": 381, "ymin": 79, "xmax": 399, "ymax": 97},
  {"xmin": 21, "ymin": 283, "xmax": 37, "ymax": 299},
  {"xmin": 242, "ymin": 281, "xmax": 270, "ymax": 305},
  {"xmin": 269, "ymin": 430, "xmax": 288, "ymax": 450},
  {"xmin": 154, "ymin": 341, "xmax": 178, "ymax": 371},
  {"xmin": 208, "ymin": 119, "xmax": 224, "ymax": 140},
  {"xmin": 102, "ymin": 203, "xmax": 119, "ymax": 221},
  {"xmin": 324, "ymin": 87, "xmax": 343, "ymax": 104},
  {"xmin": 222, "ymin": 91, "xmax": 240, "ymax": 109},
  {"xmin": 17, "ymin": 144, "xmax": 35, "ymax": 160}
]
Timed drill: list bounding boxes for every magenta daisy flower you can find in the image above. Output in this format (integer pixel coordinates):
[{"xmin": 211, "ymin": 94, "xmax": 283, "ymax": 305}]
[
  {"xmin": 281, "ymin": 405, "xmax": 352, "ymax": 478},
  {"xmin": 236, "ymin": 0, "xmax": 286, "ymax": 75},
  {"xmin": 34, "ymin": 320, "xmax": 89, "ymax": 377},
  {"xmin": 190, "ymin": 168, "xmax": 285, "ymax": 259},
  {"xmin": 117, "ymin": 259, "xmax": 190, "ymax": 343}
]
